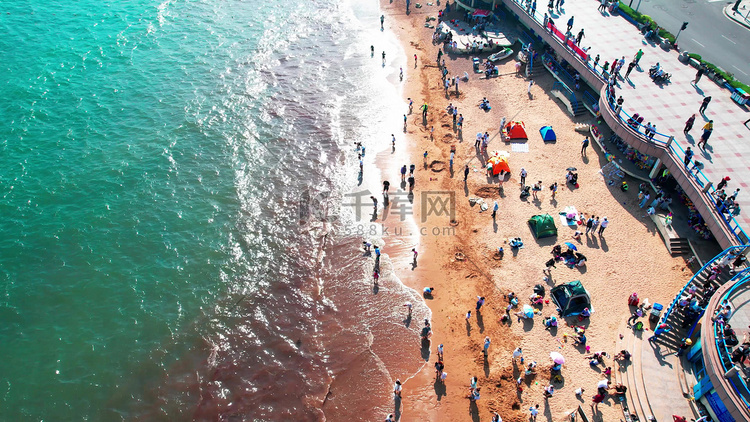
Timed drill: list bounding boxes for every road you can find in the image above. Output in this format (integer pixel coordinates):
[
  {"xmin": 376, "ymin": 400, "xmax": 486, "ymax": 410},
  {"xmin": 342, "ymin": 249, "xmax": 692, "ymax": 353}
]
[{"xmin": 627, "ymin": 0, "xmax": 750, "ymax": 85}]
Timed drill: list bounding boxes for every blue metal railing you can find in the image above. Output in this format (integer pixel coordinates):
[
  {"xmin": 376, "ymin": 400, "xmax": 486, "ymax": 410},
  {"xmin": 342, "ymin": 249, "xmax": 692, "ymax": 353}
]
[
  {"xmin": 582, "ymin": 91, "xmax": 599, "ymax": 114},
  {"xmin": 602, "ymin": 90, "xmax": 750, "ymax": 244},
  {"xmin": 543, "ymin": 53, "xmax": 578, "ymax": 88},
  {"xmin": 660, "ymin": 246, "xmax": 750, "ymax": 325},
  {"xmin": 713, "ymin": 274, "xmax": 750, "ymax": 409},
  {"xmin": 552, "ymin": 81, "xmax": 582, "ymax": 111}
]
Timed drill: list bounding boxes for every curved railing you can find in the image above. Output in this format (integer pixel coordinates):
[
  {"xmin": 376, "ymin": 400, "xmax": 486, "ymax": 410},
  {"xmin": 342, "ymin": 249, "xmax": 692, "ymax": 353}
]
[
  {"xmin": 660, "ymin": 245, "xmax": 750, "ymax": 326},
  {"xmin": 710, "ymin": 275, "xmax": 750, "ymax": 411},
  {"xmin": 601, "ymin": 89, "xmax": 750, "ymax": 245}
]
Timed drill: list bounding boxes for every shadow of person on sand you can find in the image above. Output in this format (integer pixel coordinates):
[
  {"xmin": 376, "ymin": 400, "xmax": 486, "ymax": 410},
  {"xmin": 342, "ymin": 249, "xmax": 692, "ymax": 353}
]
[
  {"xmin": 434, "ymin": 378, "xmax": 446, "ymax": 401},
  {"xmin": 466, "ymin": 319, "xmax": 472, "ymax": 336},
  {"xmin": 599, "ymin": 235, "xmax": 609, "ymax": 252},
  {"xmin": 477, "ymin": 311, "xmax": 485, "ymax": 333},
  {"xmin": 483, "ymin": 354, "xmax": 490, "ymax": 377},
  {"xmin": 469, "ymin": 400, "xmax": 480, "ymax": 422},
  {"xmin": 394, "ymin": 397, "xmax": 401, "ymax": 420},
  {"xmin": 421, "ymin": 339, "xmax": 431, "ymax": 362}
]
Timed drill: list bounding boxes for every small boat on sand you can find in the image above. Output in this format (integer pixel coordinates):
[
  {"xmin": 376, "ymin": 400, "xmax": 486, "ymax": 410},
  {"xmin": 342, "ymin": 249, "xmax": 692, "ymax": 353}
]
[{"xmin": 487, "ymin": 47, "xmax": 513, "ymax": 62}]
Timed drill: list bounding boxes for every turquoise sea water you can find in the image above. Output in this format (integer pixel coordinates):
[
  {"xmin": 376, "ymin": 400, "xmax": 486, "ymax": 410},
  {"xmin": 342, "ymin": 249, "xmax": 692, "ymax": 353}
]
[{"xmin": 1, "ymin": 0, "xmax": 425, "ymax": 419}]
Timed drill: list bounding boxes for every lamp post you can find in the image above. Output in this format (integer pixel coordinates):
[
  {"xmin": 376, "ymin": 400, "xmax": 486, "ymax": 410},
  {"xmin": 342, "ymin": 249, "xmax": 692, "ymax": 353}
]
[{"xmin": 674, "ymin": 22, "xmax": 688, "ymax": 44}]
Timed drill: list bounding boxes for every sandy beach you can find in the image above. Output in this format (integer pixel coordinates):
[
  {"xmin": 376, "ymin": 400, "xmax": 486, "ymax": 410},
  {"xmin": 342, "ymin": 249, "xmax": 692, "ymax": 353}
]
[{"xmin": 375, "ymin": 1, "xmax": 695, "ymax": 421}]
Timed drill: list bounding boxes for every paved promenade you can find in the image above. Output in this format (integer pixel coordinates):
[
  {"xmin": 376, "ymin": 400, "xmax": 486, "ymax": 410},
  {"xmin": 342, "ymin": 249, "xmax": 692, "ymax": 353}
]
[{"xmin": 516, "ymin": 0, "xmax": 750, "ymax": 234}]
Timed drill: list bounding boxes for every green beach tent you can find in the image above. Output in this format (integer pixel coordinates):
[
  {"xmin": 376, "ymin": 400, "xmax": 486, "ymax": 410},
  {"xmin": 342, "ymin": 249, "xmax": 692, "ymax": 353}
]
[
  {"xmin": 550, "ymin": 280, "xmax": 593, "ymax": 317},
  {"xmin": 528, "ymin": 213, "xmax": 557, "ymax": 238}
]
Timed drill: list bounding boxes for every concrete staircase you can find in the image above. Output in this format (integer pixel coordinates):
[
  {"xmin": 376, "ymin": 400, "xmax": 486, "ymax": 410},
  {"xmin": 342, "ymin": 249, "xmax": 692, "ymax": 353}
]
[
  {"xmin": 656, "ymin": 266, "xmax": 733, "ymax": 350},
  {"xmin": 668, "ymin": 238, "xmax": 691, "ymax": 256},
  {"xmin": 616, "ymin": 324, "xmax": 654, "ymax": 422}
]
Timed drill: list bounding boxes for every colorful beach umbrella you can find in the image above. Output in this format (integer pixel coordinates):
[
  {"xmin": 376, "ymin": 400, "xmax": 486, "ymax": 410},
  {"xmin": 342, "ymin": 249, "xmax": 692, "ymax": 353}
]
[
  {"xmin": 564, "ymin": 242, "xmax": 577, "ymax": 251},
  {"xmin": 523, "ymin": 305, "xmax": 534, "ymax": 318},
  {"xmin": 550, "ymin": 352, "xmax": 565, "ymax": 365}
]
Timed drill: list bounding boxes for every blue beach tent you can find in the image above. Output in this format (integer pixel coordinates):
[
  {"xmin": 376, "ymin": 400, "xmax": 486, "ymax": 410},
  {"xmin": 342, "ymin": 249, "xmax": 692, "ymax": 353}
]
[{"xmin": 539, "ymin": 126, "xmax": 557, "ymax": 142}]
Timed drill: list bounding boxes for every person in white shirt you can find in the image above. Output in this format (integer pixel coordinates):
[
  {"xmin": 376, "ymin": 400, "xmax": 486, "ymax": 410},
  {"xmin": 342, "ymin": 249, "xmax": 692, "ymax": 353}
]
[
  {"xmin": 393, "ymin": 380, "xmax": 402, "ymax": 398},
  {"xmin": 598, "ymin": 217, "xmax": 609, "ymax": 235},
  {"xmin": 529, "ymin": 403, "xmax": 540, "ymax": 420}
]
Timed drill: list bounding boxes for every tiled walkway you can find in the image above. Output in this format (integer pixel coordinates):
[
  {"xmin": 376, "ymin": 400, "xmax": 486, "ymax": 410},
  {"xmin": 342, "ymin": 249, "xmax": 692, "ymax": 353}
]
[{"xmin": 516, "ymin": 0, "xmax": 750, "ymax": 233}]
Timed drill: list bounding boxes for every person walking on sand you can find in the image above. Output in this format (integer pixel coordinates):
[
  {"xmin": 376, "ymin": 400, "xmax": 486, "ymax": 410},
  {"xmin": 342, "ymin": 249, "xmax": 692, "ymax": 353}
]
[
  {"xmin": 581, "ymin": 136, "xmax": 590, "ymax": 155},
  {"xmin": 699, "ymin": 96, "xmax": 712, "ymax": 114},
  {"xmin": 464, "ymin": 165, "xmax": 470, "ymax": 182},
  {"xmin": 408, "ymin": 175, "xmax": 415, "ymax": 192},
  {"xmin": 598, "ymin": 217, "xmax": 608, "ymax": 235},
  {"xmin": 544, "ymin": 257, "xmax": 556, "ymax": 273},
  {"xmin": 550, "ymin": 182, "xmax": 558, "ymax": 198},
  {"xmin": 393, "ymin": 380, "xmax": 402, "ymax": 398},
  {"xmin": 382, "ymin": 51, "xmax": 386, "ymax": 65},
  {"xmin": 492, "ymin": 201, "xmax": 499, "ymax": 219},
  {"xmin": 401, "ymin": 165, "xmax": 407, "ymax": 181},
  {"xmin": 529, "ymin": 404, "xmax": 540, "ymax": 421},
  {"xmin": 527, "ymin": 79, "xmax": 534, "ymax": 95},
  {"xmin": 414, "ymin": 53, "xmax": 417, "ymax": 68},
  {"xmin": 380, "ymin": 15, "xmax": 384, "ymax": 30},
  {"xmin": 483, "ymin": 336, "xmax": 491, "ymax": 356},
  {"xmin": 532, "ymin": 181, "xmax": 542, "ymax": 199},
  {"xmin": 684, "ymin": 146, "xmax": 693, "ymax": 166},
  {"xmin": 684, "ymin": 114, "xmax": 695, "ymax": 134},
  {"xmin": 421, "ymin": 102, "xmax": 428, "ymax": 119},
  {"xmin": 412, "ymin": 248, "xmax": 418, "ymax": 264},
  {"xmin": 404, "ymin": 302, "xmax": 412, "ymax": 318},
  {"xmin": 437, "ymin": 343, "xmax": 444, "ymax": 360},
  {"xmin": 512, "ymin": 347, "xmax": 523, "ymax": 362},
  {"xmin": 466, "ymin": 310, "xmax": 472, "ymax": 321},
  {"xmin": 585, "ymin": 215, "xmax": 594, "ymax": 234},
  {"xmin": 476, "ymin": 296, "xmax": 485, "ymax": 311},
  {"xmin": 520, "ymin": 168, "xmax": 527, "ymax": 187}
]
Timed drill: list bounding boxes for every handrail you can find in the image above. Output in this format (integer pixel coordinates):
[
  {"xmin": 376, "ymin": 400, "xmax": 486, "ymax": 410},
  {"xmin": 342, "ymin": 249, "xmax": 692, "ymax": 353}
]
[
  {"xmin": 582, "ymin": 91, "xmax": 598, "ymax": 112},
  {"xmin": 543, "ymin": 53, "xmax": 578, "ymax": 89},
  {"xmin": 551, "ymin": 81, "xmax": 581, "ymax": 110},
  {"xmin": 660, "ymin": 245, "xmax": 750, "ymax": 325},
  {"xmin": 712, "ymin": 274, "xmax": 750, "ymax": 409}
]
